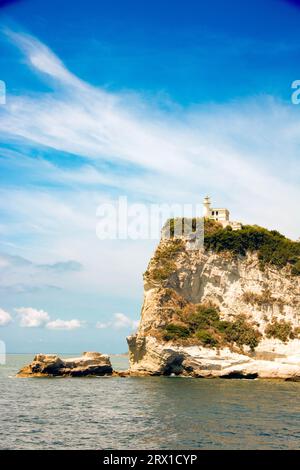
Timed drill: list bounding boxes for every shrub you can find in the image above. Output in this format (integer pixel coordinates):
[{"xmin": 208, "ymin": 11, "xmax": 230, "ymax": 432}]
[
  {"xmin": 265, "ymin": 319, "xmax": 293, "ymax": 343},
  {"xmin": 156, "ymin": 239, "xmax": 184, "ymax": 259},
  {"xmin": 150, "ymin": 261, "xmax": 175, "ymax": 282},
  {"xmin": 214, "ymin": 319, "xmax": 232, "ymax": 332},
  {"xmin": 195, "ymin": 329, "xmax": 218, "ymax": 347},
  {"xmin": 162, "ymin": 304, "xmax": 261, "ymax": 351},
  {"xmin": 291, "ymin": 260, "xmax": 300, "ymax": 276},
  {"xmin": 162, "ymin": 217, "xmax": 222, "ymax": 239},
  {"xmin": 223, "ymin": 315, "xmax": 261, "ymax": 351},
  {"xmin": 164, "ymin": 217, "xmax": 200, "ymax": 238},
  {"xmin": 146, "ymin": 239, "xmax": 184, "ymax": 283},
  {"xmin": 163, "ymin": 324, "xmax": 190, "ymax": 341},
  {"xmin": 242, "ymin": 289, "xmax": 275, "ymax": 306},
  {"xmin": 293, "ymin": 326, "xmax": 300, "ymax": 338},
  {"xmin": 204, "ymin": 218, "xmax": 223, "ymax": 236},
  {"xmin": 188, "ymin": 305, "xmax": 220, "ymax": 330}
]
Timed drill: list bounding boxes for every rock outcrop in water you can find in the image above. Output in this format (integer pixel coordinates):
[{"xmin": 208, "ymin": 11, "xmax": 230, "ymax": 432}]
[
  {"xmin": 17, "ymin": 351, "xmax": 113, "ymax": 377},
  {"xmin": 127, "ymin": 220, "xmax": 300, "ymax": 380}
]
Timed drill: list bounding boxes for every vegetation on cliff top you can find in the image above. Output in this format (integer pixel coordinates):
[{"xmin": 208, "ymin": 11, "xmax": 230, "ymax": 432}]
[
  {"xmin": 163, "ymin": 303, "xmax": 261, "ymax": 351},
  {"xmin": 163, "ymin": 217, "xmax": 300, "ymax": 274},
  {"xmin": 205, "ymin": 223, "xmax": 300, "ymax": 272}
]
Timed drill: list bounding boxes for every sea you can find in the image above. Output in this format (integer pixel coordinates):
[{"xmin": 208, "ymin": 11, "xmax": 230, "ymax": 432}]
[{"xmin": 0, "ymin": 354, "xmax": 300, "ymax": 450}]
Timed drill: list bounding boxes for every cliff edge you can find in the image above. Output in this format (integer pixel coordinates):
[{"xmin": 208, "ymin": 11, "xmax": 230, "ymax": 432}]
[{"xmin": 127, "ymin": 220, "xmax": 300, "ymax": 379}]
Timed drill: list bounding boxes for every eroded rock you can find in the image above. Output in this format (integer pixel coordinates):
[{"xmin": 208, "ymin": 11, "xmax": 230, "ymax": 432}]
[{"xmin": 17, "ymin": 351, "xmax": 113, "ymax": 377}]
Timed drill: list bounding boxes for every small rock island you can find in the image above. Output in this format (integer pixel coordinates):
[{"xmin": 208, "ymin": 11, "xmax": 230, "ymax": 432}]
[{"xmin": 17, "ymin": 352, "xmax": 113, "ymax": 377}]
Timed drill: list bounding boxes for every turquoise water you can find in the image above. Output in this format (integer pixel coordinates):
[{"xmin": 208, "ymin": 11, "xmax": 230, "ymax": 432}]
[{"xmin": 1, "ymin": 354, "xmax": 300, "ymax": 449}]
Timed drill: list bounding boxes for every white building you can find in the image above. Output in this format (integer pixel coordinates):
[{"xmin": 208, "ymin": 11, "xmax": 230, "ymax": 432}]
[{"xmin": 203, "ymin": 196, "xmax": 242, "ymax": 230}]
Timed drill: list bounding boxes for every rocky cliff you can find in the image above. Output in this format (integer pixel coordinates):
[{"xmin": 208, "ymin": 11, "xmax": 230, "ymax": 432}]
[{"xmin": 127, "ymin": 221, "xmax": 300, "ymax": 379}]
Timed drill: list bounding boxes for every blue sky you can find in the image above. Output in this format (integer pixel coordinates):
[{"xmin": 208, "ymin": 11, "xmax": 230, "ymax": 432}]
[{"xmin": 1, "ymin": 0, "xmax": 300, "ymax": 353}]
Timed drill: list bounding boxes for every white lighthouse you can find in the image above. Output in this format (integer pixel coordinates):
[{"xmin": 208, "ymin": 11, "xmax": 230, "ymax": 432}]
[
  {"xmin": 202, "ymin": 196, "xmax": 242, "ymax": 230},
  {"xmin": 203, "ymin": 196, "xmax": 211, "ymax": 217}
]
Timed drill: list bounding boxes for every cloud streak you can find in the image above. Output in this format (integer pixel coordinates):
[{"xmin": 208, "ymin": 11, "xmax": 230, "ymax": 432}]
[
  {"xmin": 0, "ymin": 250, "xmax": 83, "ymax": 294},
  {"xmin": 14, "ymin": 306, "xmax": 85, "ymax": 330},
  {"xmin": 1, "ymin": 28, "xmax": 300, "ymax": 240},
  {"xmin": 96, "ymin": 313, "xmax": 139, "ymax": 331},
  {"xmin": 1, "ymin": 305, "xmax": 132, "ymax": 332},
  {"xmin": 46, "ymin": 318, "xmax": 84, "ymax": 330},
  {"xmin": 15, "ymin": 307, "xmax": 50, "ymax": 327},
  {"xmin": 0, "ymin": 308, "xmax": 12, "ymax": 326}
]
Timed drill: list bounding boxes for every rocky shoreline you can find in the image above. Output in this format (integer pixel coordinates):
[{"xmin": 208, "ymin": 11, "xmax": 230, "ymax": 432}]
[
  {"xmin": 127, "ymin": 335, "xmax": 300, "ymax": 381},
  {"xmin": 17, "ymin": 347, "xmax": 300, "ymax": 381}
]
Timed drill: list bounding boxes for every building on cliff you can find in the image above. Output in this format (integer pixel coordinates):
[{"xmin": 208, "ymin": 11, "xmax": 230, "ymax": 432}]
[{"xmin": 203, "ymin": 196, "xmax": 242, "ymax": 230}]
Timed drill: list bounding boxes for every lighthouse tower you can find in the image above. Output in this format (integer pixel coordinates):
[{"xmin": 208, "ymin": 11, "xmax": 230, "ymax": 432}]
[
  {"xmin": 203, "ymin": 196, "xmax": 211, "ymax": 217},
  {"xmin": 202, "ymin": 196, "xmax": 241, "ymax": 230}
]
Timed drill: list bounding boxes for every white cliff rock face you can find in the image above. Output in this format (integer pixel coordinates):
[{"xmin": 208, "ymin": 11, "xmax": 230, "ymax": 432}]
[{"xmin": 127, "ymin": 239, "xmax": 300, "ymax": 379}]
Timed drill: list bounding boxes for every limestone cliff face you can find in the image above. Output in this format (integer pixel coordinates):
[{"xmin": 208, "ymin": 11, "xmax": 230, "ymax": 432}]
[{"xmin": 127, "ymin": 236, "xmax": 300, "ymax": 379}]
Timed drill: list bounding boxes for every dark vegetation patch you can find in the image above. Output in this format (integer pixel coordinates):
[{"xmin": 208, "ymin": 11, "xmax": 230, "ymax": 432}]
[
  {"xmin": 204, "ymin": 224, "xmax": 300, "ymax": 272},
  {"xmin": 265, "ymin": 319, "xmax": 296, "ymax": 343},
  {"xmin": 163, "ymin": 218, "xmax": 300, "ymax": 274},
  {"xmin": 162, "ymin": 303, "xmax": 261, "ymax": 351},
  {"xmin": 144, "ymin": 239, "xmax": 185, "ymax": 282},
  {"xmin": 242, "ymin": 289, "xmax": 284, "ymax": 308}
]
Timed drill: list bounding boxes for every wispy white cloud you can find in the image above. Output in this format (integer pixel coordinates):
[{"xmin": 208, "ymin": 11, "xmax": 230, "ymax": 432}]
[
  {"xmin": 0, "ymin": 251, "xmax": 82, "ymax": 272},
  {"xmin": 96, "ymin": 313, "xmax": 139, "ymax": 331},
  {"xmin": 39, "ymin": 260, "xmax": 82, "ymax": 272},
  {"xmin": 0, "ymin": 284, "xmax": 61, "ymax": 295},
  {"xmin": 0, "ymin": 308, "xmax": 12, "ymax": 326},
  {"xmin": 15, "ymin": 306, "xmax": 84, "ymax": 330},
  {"xmin": 15, "ymin": 307, "xmax": 50, "ymax": 327},
  {"xmin": 0, "ymin": 250, "xmax": 82, "ymax": 294},
  {"xmin": 3, "ymin": 28, "xmax": 81, "ymax": 86},
  {"xmin": 0, "ymin": 252, "xmax": 31, "ymax": 269},
  {"xmin": 1, "ymin": 28, "xmax": 300, "ymax": 239},
  {"xmin": 46, "ymin": 318, "xmax": 84, "ymax": 330}
]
